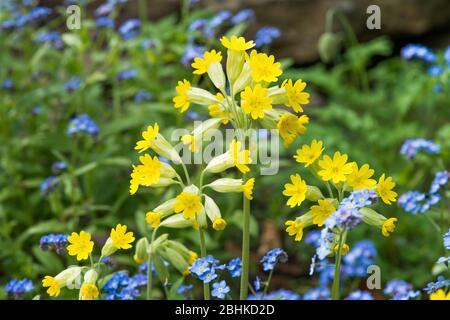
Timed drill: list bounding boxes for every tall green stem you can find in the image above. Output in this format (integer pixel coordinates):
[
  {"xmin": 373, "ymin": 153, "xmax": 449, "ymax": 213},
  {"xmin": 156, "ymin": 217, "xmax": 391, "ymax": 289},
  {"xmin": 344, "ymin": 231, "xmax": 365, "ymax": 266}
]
[
  {"xmin": 146, "ymin": 227, "xmax": 158, "ymax": 300},
  {"xmin": 332, "ymin": 229, "xmax": 347, "ymax": 300},
  {"xmin": 198, "ymin": 226, "xmax": 210, "ymax": 300},
  {"xmin": 240, "ymin": 171, "xmax": 251, "ymax": 300}
]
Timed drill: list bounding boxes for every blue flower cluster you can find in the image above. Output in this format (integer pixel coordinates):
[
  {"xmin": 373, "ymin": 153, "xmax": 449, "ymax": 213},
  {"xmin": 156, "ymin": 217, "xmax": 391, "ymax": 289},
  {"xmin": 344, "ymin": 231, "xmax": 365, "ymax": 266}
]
[
  {"xmin": 303, "ymin": 287, "xmax": 330, "ymax": 300},
  {"xmin": 423, "ymin": 276, "xmax": 450, "ymax": 294},
  {"xmin": 255, "ymin": 27, "xmax": 281, "ymax": 48},
  {"xmin": 67, "ymin": 114, "xmax": 100, "ymax": 137},
  {"xmin": 34, "ymin": 31, "xmax": 64, "ymax": 49},
  {"xmin": 0, "ymin": 6, "xmax": 52, "ymax": 31},
  {"xmin": 260, "ymin": 248, "xmax": 288, "ymax": 271},
  {"xmin": 39, "ymin": 234, "xmax": 68, "ymax": 254},
  {"xmin": 384, "ymin": 279, "xmax": 420, "ymax": 300},
  {"xmin": 399, "ymin": 171, "xmax": 449, "ymax": 215},
  {"xmin": 4, "ymin": 278, "xmax": 34, "ymax": 300},
  {"xmin": 102, "ymin": 271, "xmax": 147, "ymax": 300},
  {"xmin": 189, "ymin": 255, "xmax": 225, "ymax": 283},
  {"xmin": 342, "ymin": 240, "xmax": 377, "ymax": 277},
  {"xmin": 248, "ymin": 289, "xmax": 300, "ymax": 300},
  {"xmin": 182, "ymin": 44, "xmax": 205, "ymax": 67},
  {"xmin": 227, "ymin": 258, "xmax": 242, "ymax": 278},
  {"xmin": 400, "ymin": 138, "xmax": 440, "ymax": 159},
  {"xmin": 231, "ymin": 9, "xmax": 255, "ymax": 25},
  {"xmin": 324, "ymin": 189, "xmax": 378, "ymax": 230},
  {"xmin": 345, "ymin": 290, "xmax": 374, "ymax": 300},
  {"xmin": 400, "ymin": 44, "xmax": 436, "ymax": 63}
]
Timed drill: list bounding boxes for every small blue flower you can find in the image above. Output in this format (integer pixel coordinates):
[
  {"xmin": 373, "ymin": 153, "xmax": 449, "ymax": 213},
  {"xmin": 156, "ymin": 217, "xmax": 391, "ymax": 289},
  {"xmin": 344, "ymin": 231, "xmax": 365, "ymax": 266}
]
[
  {"xmin": 342, "ymin": 240, "xmax": 377, "ymax": 277},
  {"xmin": 96, "ymin": 17, "xmax": 115, "ymax": 28},
  {"xmin": 227, "ymin": 258, "xmax": 242, "ymax": 278},
  {"xmin": 304, "ymin": 230, "xmax": 321, "ymax": 247},
  {"xmin": 209, "ymin": 10, "xmax": 232, "ymax": 29},
  {"xmin": 95, "ymin": 3, "xmax": 115, "ymax": 17},
  {"xmin": 427, "ymin": 65, "xmax": 444, "ymax": 77},
  {"xmin": 141, "ymin": 39, "xmax": 156, "ymax": 49},
  {"xmin": 437, "ymin": 256, "xmax": 450, "ymax": 265},
  {"xmin": 34, "ymin": 31, "xmax": 64, "ymax": 49},
  {"xmin": 177, "ymin": 284, "xmax": 193, "ymax": 299},
  {"xmin": 211, "ymin": 280, "xmax": 230, "ymax": 299},
  {"xmin": 51, "ymin": 161, "xmax": 67, "ymax": 175},
  {"xmin": 40, "ymin": 234, "xmax": 68, "ymax": 254},
  {"xmin": 398, "ymin": 191, "xmax": 429, "ymax": 215},
  {"xmin": 199, "ymin": 269, "xmax": 218, "ymax": 283},
  {"xmin": 189, "ymin": 19, "xmax": 213, "ymax": 38},
  {"xmin": 260, "ymin": 248, "xmax": 288, "ymax": 271},
  {"xmin": 5, "ymin": 279, "xmax": 34, "ymax": 300},
  {"xmin": 134, "ymin": 90, "xmax": 153, "ymax": 103},
  {"xmin": 64, "ymin": 76, "xmax": 81, "ymax": 92},
  {"xmin": 181, "ymin": 44, "xmax": 205, "ymax": 67},
  {"xmin": 118, "ymin": 19, "xmax": 140, "ymax": 40},
  {"xmin": 67, "ymin": 114, "xmax": 99, "ymax": 137},
  {"xmin": 255, "ymin": 27, "xmax": 281, "ymax": 48},
  {"xmin": 231, "ymin": 9, "xmax": 255, "ymax": 25},
  {"xmin": 2, "ymin": 79, "xmax": 14, "ymax": 90},
  {"xmin": 117, "ymin": 69, "xmax": 137, "ymax": 81},
  {"xmin": 40, "ymin": 176, "xmax": 58, "ymax": 196},
  {"xmin": 253, "ymin": 276, "xmax": 261, "ymax": 291},
  {"xmin": 345, "ymin": 290, "xmax": 374, "ymax": 300},
  {"xmin": 303, "ymin": 287, "xmax": 330, "ymax": 300},
  {"xmin": 430, "ymin": 171, "xmax": 449, "ymax": 194},
  {"xmin": 117, "ymin": 287, "xmax": 139, "ymax": 300}
]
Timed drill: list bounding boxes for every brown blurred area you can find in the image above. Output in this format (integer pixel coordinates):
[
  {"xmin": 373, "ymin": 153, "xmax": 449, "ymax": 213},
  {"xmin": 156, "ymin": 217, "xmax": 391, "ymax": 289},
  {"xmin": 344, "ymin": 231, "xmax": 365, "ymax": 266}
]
[{"xmin": 47, "ymin": 0, "xmax": 450, "ymax": 63}]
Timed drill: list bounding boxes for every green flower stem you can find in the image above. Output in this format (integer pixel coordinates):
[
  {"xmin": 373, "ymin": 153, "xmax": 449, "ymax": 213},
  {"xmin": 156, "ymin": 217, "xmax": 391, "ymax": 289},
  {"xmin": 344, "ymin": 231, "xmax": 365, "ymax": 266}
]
[
  {"xmin": 198, "ymin": 226, "xmax": 211, "ymax": 300},
  {"xmin": 240, "ymin": 171, "xmax": 251, "ymax": 300},
  {"xmin": 180, "ymin": 162, "xmax": 191, "ymax": 185},
  {"xmin": 260, "ymin": 268, "xmax": 274, "ymax": 300},
  {"xmin": 146, "ymin": 227, "xmax": 159, "ymax": 300},
  {"xmin": 332, "ymin": 229, "xmax": 347, "ymax": 300}
]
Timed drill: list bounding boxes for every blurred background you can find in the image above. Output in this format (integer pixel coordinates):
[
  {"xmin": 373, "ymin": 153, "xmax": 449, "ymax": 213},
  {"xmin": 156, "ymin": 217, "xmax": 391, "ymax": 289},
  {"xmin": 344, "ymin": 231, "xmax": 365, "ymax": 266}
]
[{"xmin": 0, "ymin": 0, "xmax": 449, "ymax": 300}]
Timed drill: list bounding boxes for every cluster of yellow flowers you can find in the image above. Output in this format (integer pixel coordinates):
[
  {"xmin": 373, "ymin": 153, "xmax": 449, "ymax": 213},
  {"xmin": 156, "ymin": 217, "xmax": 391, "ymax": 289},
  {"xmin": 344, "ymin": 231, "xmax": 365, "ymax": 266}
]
[
  {"xmin": 282, "ymin": 139, "xmax": 398, "ymax": 244},
  {"xmin": 130, "ymin": 123, "xmax": 255, "ymax": 233},
  {"xmin": 173, "ymin": 35, "xmax": 311, "ymax": 148},
  {"xmin": 42, "ymin": 224, "xmax": 134, "ymax": 299}
]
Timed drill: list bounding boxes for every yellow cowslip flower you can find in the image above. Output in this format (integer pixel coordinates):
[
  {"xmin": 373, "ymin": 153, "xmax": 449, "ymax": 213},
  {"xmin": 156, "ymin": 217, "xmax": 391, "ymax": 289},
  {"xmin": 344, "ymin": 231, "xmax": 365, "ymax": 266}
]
[
  {"xmin": 281, "ymin": 79, "xmax": 310, "ymax": 113},
  {"xmin": 285, "ymin": 220, "xmax": 304, "ymax": 241},
  {"xmin": 174, "ymin": 191, "xmax": 202, "ymax": 219},
  {"xmin": 311, "ymin": 199, "xmax": 336, "ymax": 227},
  {"xmin": 208, "ymin": 93, "xmax": 231, "ymax": 124},
  {"xmin": 220, "ymin": 35, "xmax": 255, "ymax": 51},
  {"xmin": 241, "ymin": 178, "xmax": 255, "ymax": 200},
  {"xmin": 430, "ymin": 289, "xmax": 450, "ymax": 300},
  {"xmin": 181, "ymin": 134, "xmax": 198, "ymax": 153},
  {"xmin": 146, "ymin": 211, "xmax": 161, "ymax": 228},
  {"xmin": 42, "ymin": 276, "xmax": 61, "ymax": 297},
  {"xmin": 241, "ymin": 84, "xmax": 272, "ymax": 120},
  {"xmin": 111, "ymin": 224, "xmax": 135, "ymax": 249},
  {"xmin": 283, "ymin": 174, "xmax": 307, "ymax": 207},
  {"xmin": 67, "ymin": 230, "xmax": 94, "ymax": 261},
  {"xmin": 188, "ymin": 251, "xmax": 198, "ymax": 265},
  {"xmin": 213, "ymin": 218, "xmax": 227, "ymax": 231},
  {"xmin": 318, "ymin": 151, "xmax": 354, "ymax": 184},
  {"xmin": 129, "ymin": 154, "xmax": 162, "ymax": 195},
  {"xmin": 382, "ymin": 218, "xmax": 397, "ymax": 237},
  {"xmin": 376, "ymin": 174, "xmax": 397, "ymax": 204},
  {"xmin": 249, "ymin": 50, "xmax": 282, "ymax": 83},
  {"xmin": 277, "ymin": 114, "xmax": 309, "ymax": 148},
  {"xmin": 173, "ymin": 79, "xmax": 191, "ymax": 112},
  {"xmin": 294, "ymin": 139, "xmax": 324, "ymax": 167},
  {"xmin": 346, "ymin": 163, "xmax": 377, "ymax": 190},
  {"xmin": 80, "ymin": 283, "xmax": 99, "ymax": 300},
  {"xmin": 230, "ymin": 139, "xmax": 252, "ymax": 174},
  {"xmin": 333, "ymin": 243, "xmax": 350, "ymax": 255},
  {"xmin": 192, "ymin": 49, "xmax": 222, "ymax": 75},
  {"xmin": 135, "ymin": 123, "xmax": 159, "ymax": 153}
]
